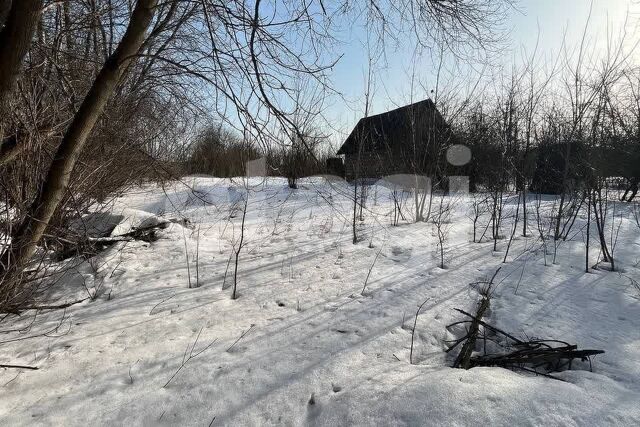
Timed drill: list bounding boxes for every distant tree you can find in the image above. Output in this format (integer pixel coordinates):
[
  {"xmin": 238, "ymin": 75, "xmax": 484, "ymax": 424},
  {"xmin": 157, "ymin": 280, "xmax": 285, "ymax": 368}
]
[
  {"xmin": 188, "ymin": 124, "xmax": 259, "ymax": 177},
  {"xmin": 281, "ymin": 130, "xmax": 324, "ymax": 189}
]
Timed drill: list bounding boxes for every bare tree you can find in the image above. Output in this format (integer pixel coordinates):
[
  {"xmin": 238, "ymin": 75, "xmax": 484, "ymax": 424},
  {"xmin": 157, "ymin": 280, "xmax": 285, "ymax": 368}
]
[
  {"xmin": 0, "ymin": 0, "xmax": 43, "ymax": 164},
  {"xmin": 534, "ymin": 193, "xmax": 554, "ymax": 267},
  {"xmin": 0, "ymin": 0, "xmax": 42, "ymax": 108},
  {"xmin": 468, "ymin": 192, "xmax": 489, "ymax": 243},
  {"xmin": 0, "ymin": 0, "xmax": 158, "ymax": 310},
  {"xmin": 432, "ymin": 195, "xmax": 453, "ymax": 269},
  {"xmin": 353, "ymin": 51, "xmax": 375, "ymax": 244},
  {"xmin": 232, "ymin": 188, "xmax": 248, "ymax": 300}
]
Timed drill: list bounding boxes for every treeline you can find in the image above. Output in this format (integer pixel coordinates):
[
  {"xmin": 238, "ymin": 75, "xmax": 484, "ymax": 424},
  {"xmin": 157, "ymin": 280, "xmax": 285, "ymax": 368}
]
[
  {"xmin": 454, "ymin": 93, "xmax": 640, "ymax": 198},
  {"xmin": 441, "ymin": 61, "xmax": 640, "ymax": 202},
  {"xmin": 185, "ymin": 123, "xmax": 334, "ymax": 188},
  {"xmin": 439, "ymin": 51, "xmax": 640, "ymax": 272}
]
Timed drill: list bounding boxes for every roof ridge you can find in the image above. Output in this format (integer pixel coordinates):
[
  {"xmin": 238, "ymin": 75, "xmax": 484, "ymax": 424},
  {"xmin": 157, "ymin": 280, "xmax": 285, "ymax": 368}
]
[{"xmin": 362, "ymin": 98, "xmax": 434, "ymax": 121}]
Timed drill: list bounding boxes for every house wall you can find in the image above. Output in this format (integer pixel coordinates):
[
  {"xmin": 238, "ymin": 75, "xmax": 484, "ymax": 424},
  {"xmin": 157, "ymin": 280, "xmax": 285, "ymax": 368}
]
[{"xmin": 344, "ymin": 150, "xmax": 408, "ymax": 181}]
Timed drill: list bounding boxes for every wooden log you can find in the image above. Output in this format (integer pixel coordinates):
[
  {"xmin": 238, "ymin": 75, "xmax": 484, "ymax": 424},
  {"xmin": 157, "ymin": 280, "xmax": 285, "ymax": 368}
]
[
  {"xmin": 453, "ymin": 297, "xmax": 490, "ymax": 369},
  {"xmin": 453, "ymin": 308, "xmax": 524, "ymax": 345}
]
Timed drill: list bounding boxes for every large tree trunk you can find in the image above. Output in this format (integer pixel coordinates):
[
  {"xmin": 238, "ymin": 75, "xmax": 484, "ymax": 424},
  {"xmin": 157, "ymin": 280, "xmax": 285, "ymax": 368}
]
[
  {"xmin": 0, "ymin": 0, "xmax": 42, "ymax": 102},
  {"xmin": 0, "ymin": 0, "xmax": 43, "ymax": 165},
  {"xmin": 0, "ymin": 1, "xmax": 12, "ymax": 28},
  {"xmin": 0, "ymin": 0, "xmax": 158, "ymax": 308}
]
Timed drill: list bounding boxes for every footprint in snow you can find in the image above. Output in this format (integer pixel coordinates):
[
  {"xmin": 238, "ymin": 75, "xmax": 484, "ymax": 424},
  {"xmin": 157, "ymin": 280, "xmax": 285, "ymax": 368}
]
[
  {"xmin": 306, "ymin": 393, "xmax": 322, "ymax": 424},
  {"xmin": 390, "ymin": 246, "xmax": 412, "ymax": 262}
]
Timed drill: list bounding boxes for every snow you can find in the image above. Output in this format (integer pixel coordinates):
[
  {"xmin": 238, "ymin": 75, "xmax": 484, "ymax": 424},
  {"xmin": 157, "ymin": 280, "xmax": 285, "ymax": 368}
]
[{"xmin": 1, "ymin": 177, "xmax": 639, "ymax": 426}]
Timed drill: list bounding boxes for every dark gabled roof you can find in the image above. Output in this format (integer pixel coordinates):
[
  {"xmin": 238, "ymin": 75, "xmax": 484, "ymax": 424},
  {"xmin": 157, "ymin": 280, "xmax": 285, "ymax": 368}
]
[{"xmin": 337, "ymin": 99, "xmax": 447, "ymax": 155}]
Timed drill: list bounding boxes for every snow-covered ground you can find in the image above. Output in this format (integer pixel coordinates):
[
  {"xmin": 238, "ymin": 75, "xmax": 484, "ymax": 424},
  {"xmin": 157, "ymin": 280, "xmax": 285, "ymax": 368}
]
[{"xmin": 1, "ymin": 177, "xmax": 639, "ymax": 426}]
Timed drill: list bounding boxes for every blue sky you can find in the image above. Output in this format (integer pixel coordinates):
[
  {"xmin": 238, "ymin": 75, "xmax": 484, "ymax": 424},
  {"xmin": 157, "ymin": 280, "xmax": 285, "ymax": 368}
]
[{"xmin": 323, "ymin": 0, "xmax": 640, "ymax": 144}]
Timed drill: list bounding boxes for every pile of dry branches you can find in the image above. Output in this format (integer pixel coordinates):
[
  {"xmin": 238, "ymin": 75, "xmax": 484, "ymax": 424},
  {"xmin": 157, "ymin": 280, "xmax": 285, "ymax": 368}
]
[{"xmin": 447, "ymin": 302, "xmax": 605, "ymax": 380}]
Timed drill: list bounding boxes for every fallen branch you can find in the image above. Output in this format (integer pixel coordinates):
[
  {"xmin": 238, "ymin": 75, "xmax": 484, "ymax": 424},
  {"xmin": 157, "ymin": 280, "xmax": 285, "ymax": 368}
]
[
  {"xmin": 226, "ymin": 324, "xmax": 255, "ymax": 352},
  {"xmin": 163, "ymin": 327, "xmax": 217, "ymax": 388},
  {"xmin": 0, "ymin": 364, "xmax": 38, "ymax": 370},
  {"xmin": 19, "ymin": 298, "xmax": 88, "ymax": 312}
]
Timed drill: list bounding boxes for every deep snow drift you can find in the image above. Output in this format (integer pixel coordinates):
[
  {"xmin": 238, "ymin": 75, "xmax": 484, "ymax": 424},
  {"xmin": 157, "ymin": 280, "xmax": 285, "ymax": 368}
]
[{"xmin": 1, "ymin": 177, "xmax": 639, "ymax": 426}]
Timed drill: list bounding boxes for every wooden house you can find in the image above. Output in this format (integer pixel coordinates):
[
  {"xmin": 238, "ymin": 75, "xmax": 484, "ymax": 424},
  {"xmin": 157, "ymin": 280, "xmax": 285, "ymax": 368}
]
[{"xmin": 336, "ymin": 99, "xmax": 449, "ymax": 180}]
